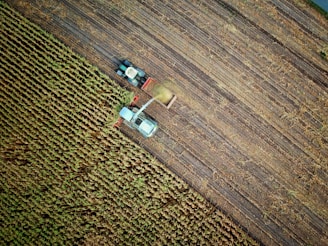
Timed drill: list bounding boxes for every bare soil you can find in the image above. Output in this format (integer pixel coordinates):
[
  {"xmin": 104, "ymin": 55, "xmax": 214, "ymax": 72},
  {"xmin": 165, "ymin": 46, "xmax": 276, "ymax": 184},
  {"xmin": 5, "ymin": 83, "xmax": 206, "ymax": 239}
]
[{"xmin": 6, "ymin": 0, "xmax": 328, "ymax": 245}]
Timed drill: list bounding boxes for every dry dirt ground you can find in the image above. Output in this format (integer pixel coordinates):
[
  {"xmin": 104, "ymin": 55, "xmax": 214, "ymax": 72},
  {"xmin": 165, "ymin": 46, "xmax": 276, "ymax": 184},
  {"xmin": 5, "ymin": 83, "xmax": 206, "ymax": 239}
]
[{"xmin": 6, "ymin": 0, "xmax": 328, "ymax": 245}]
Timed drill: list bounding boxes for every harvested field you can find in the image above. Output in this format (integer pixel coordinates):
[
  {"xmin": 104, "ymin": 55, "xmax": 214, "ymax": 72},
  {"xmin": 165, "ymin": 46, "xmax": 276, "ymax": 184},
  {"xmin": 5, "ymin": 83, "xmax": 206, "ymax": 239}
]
[
  {"xmin": 4, "ymin": 0, "xmax": 328, "ymax": 245},
  {"xmin": 0, "ymin": 2, "xmax": 257, "ymax": 245}
]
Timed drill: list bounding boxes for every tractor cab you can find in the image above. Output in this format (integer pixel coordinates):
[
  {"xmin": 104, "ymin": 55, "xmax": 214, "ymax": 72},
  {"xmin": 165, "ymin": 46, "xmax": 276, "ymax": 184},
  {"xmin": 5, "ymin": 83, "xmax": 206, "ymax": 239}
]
[{"xmin": 116, "ymin": 60, "xmax": 147, "ymax": 87}]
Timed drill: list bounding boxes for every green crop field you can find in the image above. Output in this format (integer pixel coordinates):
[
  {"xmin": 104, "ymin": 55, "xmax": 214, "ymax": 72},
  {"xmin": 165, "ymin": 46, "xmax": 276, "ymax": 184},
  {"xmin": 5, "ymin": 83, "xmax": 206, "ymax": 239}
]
[{"xmin": 0, "ymin": 1, "xmax": 257, "ymax": 245}]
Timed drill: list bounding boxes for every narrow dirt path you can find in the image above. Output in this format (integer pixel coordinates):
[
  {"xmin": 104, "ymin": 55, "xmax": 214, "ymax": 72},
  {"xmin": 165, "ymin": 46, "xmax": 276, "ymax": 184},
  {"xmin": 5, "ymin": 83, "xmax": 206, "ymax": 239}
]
[{"xmin": 7, "ymin": 0, "xmax": 328, "ymax": 245}]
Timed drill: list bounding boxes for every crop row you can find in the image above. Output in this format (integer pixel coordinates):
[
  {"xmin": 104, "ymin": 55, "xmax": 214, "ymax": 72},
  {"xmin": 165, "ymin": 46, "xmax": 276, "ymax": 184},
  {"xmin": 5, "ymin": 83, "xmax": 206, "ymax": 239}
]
[{"xmin": 0, "ymin": 1, "xmax": 257, "ymax": 245}]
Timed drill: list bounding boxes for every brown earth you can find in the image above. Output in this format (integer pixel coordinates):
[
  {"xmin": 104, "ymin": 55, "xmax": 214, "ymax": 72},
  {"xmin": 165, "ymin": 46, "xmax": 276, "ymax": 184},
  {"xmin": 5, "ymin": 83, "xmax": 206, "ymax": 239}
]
[{"xmin": 6, "ymin": 0, "xmax": 328, "ymax": 245}]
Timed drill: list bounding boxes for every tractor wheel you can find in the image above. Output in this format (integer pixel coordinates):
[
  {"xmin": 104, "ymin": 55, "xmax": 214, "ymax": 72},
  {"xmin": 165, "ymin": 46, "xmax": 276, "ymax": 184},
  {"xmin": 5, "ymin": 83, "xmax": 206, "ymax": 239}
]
[
  {"xmin": 122, "ymin": 60, "xmax": 131, "ymax": 66},
  {"xmin": 116, "ymin": 69, "xmax": 124, "ymax": 76},
  {"xmin": 140, "ymin": 77, "xmax": 146, "ymax": 85},
  {"xmin": 119, "ymin": 64, "xmax": 127, "ymax": 71},
  {"xmin": 137, "ymin": 68, "xmax": 146, "ymax": 77},
  {"xmin": 128, "ymin": 78, "xmax": 139, "ymax": 87}
]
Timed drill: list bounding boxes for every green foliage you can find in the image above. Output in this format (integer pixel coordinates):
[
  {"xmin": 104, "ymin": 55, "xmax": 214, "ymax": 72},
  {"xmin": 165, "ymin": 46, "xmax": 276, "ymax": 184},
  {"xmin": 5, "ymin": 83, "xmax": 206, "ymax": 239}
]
[{"xmin": 319, "ymin": 45, "xmax": 328, "ymax": 60}]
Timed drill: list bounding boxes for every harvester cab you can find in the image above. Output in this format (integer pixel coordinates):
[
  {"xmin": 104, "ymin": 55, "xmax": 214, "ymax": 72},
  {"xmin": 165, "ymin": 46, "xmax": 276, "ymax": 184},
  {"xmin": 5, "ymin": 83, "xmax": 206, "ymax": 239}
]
[{"xmin": 118, "ymin": 98, "xmax": 158, "ymax": 138}]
